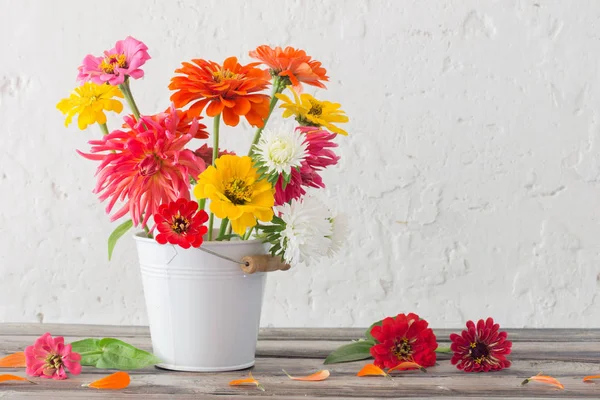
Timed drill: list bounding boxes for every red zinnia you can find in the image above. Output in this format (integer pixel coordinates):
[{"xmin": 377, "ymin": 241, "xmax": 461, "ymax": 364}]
[
  {"xmin": 369, "ymin": 313, "xmax": 437, "ymax": 369},
  {"xmin": 450, "ymin": 317, "xmax": 512, "ymax": 372},
  {"xmin": 249, "ymin": 45, "xmax": 328, "ymax": 92},
  {"xmin": 154, "ymin": 199, "xmax": 209, "ymax": 249}
]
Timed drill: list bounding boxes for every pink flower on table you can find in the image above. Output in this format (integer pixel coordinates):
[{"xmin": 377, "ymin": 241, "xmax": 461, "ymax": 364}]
[
  {"xmin": 77, "ymin": 36, "xmax": 151, "ymax": 86},
  {"xmin": 78, "ymin": 104, "xmax": 205, "ymax": 229},
  {"xmin": 25, "ymin": 333, "xmax": 81, "ymax": 380},
  {"xmin": 274, "ymin": 126, "xmax": 339, "ymax": 205}
]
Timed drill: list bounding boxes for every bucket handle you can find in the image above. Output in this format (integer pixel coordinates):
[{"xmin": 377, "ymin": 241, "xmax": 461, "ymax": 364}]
[{"xmin": 240, "ymin": 255, "xmax": 291, "ymax": 274}]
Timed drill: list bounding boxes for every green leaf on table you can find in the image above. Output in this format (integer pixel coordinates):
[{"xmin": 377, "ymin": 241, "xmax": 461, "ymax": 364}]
[
  {"xmin": 365, "ymin": 319, "xmax": 383, "ymax": 341},
  {"xmin": 71, "ymin": 338, "xmax": 161, "ymax": 370},
  {"xmin": 108, "ymin": 219, "xmax": 133, "ymax": 260},
  {"xmin": 323, "ymin": 339, "xmax": 375, "ymax": 365}
]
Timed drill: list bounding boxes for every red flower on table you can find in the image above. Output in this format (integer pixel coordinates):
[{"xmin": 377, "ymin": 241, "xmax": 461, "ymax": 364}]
[
  {"xmin": 450, "ymin": 317, "xmax": 512, "ymax": 372},
  {"xmin": 154, "ymin": 199, "xmax": 209, "ymax": 249},
  {"xmin": 369, "ymin": 313, "xmax": 437, "ymax": 369}
]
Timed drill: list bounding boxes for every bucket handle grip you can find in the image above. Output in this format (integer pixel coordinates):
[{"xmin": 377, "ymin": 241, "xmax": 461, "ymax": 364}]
[{"xmin": 240, "ymin": 255, "xmax": 291, "ymax": 274}]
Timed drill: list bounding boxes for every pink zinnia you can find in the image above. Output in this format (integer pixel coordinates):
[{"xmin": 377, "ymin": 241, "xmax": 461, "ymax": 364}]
[
  {"xmin": 274, "ymin": 126, "xmax": 339, "ymax": 205},
  {"xmin": 77, "ymin": 36, "xmax": 151, "ymax": 86},
  {"xmin": 79, "ymin": 105, "xmax": 205, "ymax": 229},
  {"xmin": 25, "ymin": 333, "xmax": 81, "ymax": 380}
]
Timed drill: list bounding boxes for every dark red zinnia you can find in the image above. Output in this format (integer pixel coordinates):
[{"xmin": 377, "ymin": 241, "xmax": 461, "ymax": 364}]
[
  {"xmin": 450, "ymin": 317, "xmax": 512, "ymax": 372},
  {"xmin": 369, "ymin": 313, "xmax": 437, "ymax": 369},
  {"xmin": 153, "ymin": 199, "xmax": 209, "ymax": 249}
]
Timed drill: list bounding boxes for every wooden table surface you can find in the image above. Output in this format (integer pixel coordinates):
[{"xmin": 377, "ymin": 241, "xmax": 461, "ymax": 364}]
[{"xmin": 0, "ymin": 324, "xmax": 599, "ymax": 399}]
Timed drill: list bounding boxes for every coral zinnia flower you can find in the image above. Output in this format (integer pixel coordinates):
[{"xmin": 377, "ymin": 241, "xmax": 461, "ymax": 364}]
[
  {"xmin": 194, "ymin": 155, "xmax": 274, "ymax": 235},
  {"xmin": 276, "ymin": 88, "xmax": 349, "ymax": 136},
  {"xmin": 25, "ymin": 333, "xmax": 81, "ymax": 380},
  {"xmin": 56, "ymin": 83, "xmax": 123, "ymax": 130},
  {"xmin": 370, "ymin": 313, "xmax": 437, "ymax": 369},
  {"xmin": 77, "ymin": 36, "xmax": 151, "ymax": 86},
  {"xmin": 150, "ymin": 107, "xmax": 209, "ymax": 139},
  {"xmin": 154, "ymin": 199, "xmax": 209, "ymax": 249},
  {"xmin": 169, "ymin": 57, "xmax": 271, "ymax": 127},
  {"xmin": 450, "ymin": 317, "xmax": 512, "ymax": 372},
  {"xmin": 79, "ymin": 105, "xmax": 204, "ymax": 228},
  {"xmin": 249, "ymin": 45, "xmax": 328, "ymax": 92},
  {"xmin": 274, "ymin": 126, "xmax": 339, "ymax": 205}
]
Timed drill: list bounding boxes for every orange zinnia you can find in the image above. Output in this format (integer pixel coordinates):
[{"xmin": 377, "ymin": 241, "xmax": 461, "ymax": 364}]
[
  {"xmin": 169, "ymin": 57, "xmax": 271, "ymax": 127},
  {"xmin": 249, "ymin": 45, "xmax": 328, "ymax": 92}
]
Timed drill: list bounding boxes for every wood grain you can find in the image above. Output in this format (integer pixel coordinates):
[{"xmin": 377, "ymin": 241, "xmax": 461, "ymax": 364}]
[{"xmin": 0, "ymin": 324, "xmax": 598, "ymax": 398}]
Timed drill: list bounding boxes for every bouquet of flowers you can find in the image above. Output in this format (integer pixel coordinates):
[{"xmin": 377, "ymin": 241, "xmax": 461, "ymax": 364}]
[{"xmin": 57, "ymin": 37, "xmax": 348, "ymax": 264}]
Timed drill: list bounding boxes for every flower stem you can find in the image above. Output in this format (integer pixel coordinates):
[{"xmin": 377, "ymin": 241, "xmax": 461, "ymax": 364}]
[
  {"xmin": 119, "ymin": 78, "xmax": 141, "ymax": 121},
  {"xmin": 198, "ymin": 198, "xmax": 206, "ymax": 211},
  {"xmin": 248, "ymin": 77, "xmax": 285, "ymax": 155},
  {"xmin": 208, "ymin": 114, "xmax": 221, "ymax": 241},
  {"xmin": 217, "ymin": 218, "xmax": 229, "ymax": 240},
  {"xmin": 435, "ymin": 346, "xmax": 452, "ymax": 354},
  {"xmin": 99, "ymin": 123, "xmax": 109, "ymax": 135}
]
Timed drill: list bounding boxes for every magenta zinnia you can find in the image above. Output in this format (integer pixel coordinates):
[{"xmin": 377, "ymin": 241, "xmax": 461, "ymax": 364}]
[
  {"xmin": 450, "ymin": 317, "xmax": 512, "ymax": 372},
  {"xmin": 79, "ymin": 106, "xmax": 204, "ymax": 228},
  {"xmin": 77, "ymin": 36, "xmax": 151, "ymax": 86},
  {"xmin": 25, "ymin": 333, "xmax": 81, "ymax": 380},
  {"xmin": 274, "ymin": 126, "xmax": 339, "ymax": 205}
]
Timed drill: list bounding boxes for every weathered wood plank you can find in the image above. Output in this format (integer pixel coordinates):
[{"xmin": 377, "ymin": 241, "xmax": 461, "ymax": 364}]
[{"xmin": 2, "ymin": 324, "xmax": 600, "ymax": 342}]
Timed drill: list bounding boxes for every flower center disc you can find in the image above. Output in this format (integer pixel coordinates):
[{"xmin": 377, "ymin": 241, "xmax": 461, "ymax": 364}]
[
  {"xmin": 138, "ymin": 154, "xmax": 162, "ymax": 176},
  {"xmin": 307, "ymin": 100, "xmax": 323, "ymax": 116},
  {"xmin": 268, "ymin": 138, "xmax": 295, "ymax": 165},
  {"xmin": 212, "ymin": 69, "xmax": 240, "ymax": 82},
  {"xmin": 469, "ymin": 341, "xmax": 490, "ymax": 363},
  {"xmin": 392, "ymin": 338, "xmax": 412, "ymax": 360},
  {"xmin": 101, "ymin": 53, "xmax": 127, "ymax": 74},
  {"xmin": 224, "ymin": 178, "xmax": 253, "ymax": 205},
  {"xmin": 45, "ymin": 353, "xmax": 63, "ymax": 370},
  {"xmin": 171, "ymin": 214, "xmax": 190, "ymax": 234}
]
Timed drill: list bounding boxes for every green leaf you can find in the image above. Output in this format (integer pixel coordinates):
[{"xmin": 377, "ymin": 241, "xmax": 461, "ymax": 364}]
[
  {"xmin": 108, "ymin": 219, "xmax": 133, "ymax": 260},
  {"xmin": 70, "ymin": 338, "xmax": 102, "ymax": 366},
  {"xmin": 71, "ymin": 337, "xmax": 161, "ymax": 370},
  {"xmin": 365, "ymin": 319, "xmax": 383, "ymax": 342},
  {"xmin": 323, "ymin": 340, "xmax": 375, "ymax": 364}
]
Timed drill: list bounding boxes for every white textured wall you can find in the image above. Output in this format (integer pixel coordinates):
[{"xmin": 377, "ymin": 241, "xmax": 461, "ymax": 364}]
[{"xmin": 1, "ymin": 0, "xmax": 599, "ymax": 328}]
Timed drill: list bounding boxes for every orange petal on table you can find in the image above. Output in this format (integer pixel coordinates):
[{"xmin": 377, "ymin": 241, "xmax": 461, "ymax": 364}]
[
  {"xmin": 388, "ymin": 362, "xmax": 426, "ymax": 373},
  {"xmin": 0, "ymin": 374, "xmax": 35, "ymax": 384},
  {"xmin": 86, "ymin": 372, "xmax": 131, "ymax": 390},
  {"xmin": 282, "ymin": 369, "xmax": 330, "ymax": 381},
  {"xmin": 583, "ymin": 375, "xmax": 600, "ymax": 382},
  {"xmin": 357, "ymin": 364, "xmax": 390, "ymax": 378},
  {"xmin": 521, "ymin": 374, "xmax": 564, "ymax": 389},
  {"xmin": 229, "ymin": 372, "xmax": 265, "ymax": 391},
  {"xmin": 0, "ymin": 352, "xmax": 26, "ymax": 368}
]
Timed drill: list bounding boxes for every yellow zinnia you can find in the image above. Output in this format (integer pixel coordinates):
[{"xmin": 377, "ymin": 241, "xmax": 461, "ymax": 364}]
[
  {"xmin": 194, "ymin": 155, "xmax": 275, "ymax": 235},
  {"xmin": 56, "ymin": 82, "xmax": 124, "ymax": 130},
  {"xmin": 275, "ymin": 88, "xmax": 349, "ymax": 136}
]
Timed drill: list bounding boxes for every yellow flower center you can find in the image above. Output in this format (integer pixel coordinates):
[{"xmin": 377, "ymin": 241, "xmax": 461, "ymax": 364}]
[
  {"xmin": 100, "ymin": 53, "xmax": 127, "ymax": 74},
  {"xmin": 224, "ymin": 178, "xmax": 253, "ymax": 205},
  {"xmin": 45, "ymin": 354, "xmax": 63, "ymax": 370},
  {"xmin": 212, "ymin": 69, "xmax": 240, "ymax": 82},
  {"xmin": 171, "ymin": 213, "xmax": 190, "ymax": 234},
  {"xmin": 391, "ymin": 338, "xmax": 412, "ymax": 360},
  {"xmin": 307, "ymin": 99, "xmax": 323, "ymax": 116}
]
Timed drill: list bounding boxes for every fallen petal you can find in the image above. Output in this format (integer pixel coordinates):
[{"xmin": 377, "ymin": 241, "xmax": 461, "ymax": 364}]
[
  {"xmin": 357, "ymin": 364, "xmax": 390, "ymax": 378},
  {"xmin": 229, "ymin": 372, "xmax": 265, "ymax": 391},
  {"xmin": 0, "ymin": 353, "xmax": 26, "ymax": 368},
  {"xmin": 388, "ymin": 361, "xmax": 426, "ymax": 373},
  {"xmin": 583, "ymin": 375, "xmax": 600, "ymax": 382},
  {"xmin": 283, "ymin": 369, "xmax": 330, "ymax": 381},
  {"xmin": 86, "ymin": 372, "xmax": 131, "ymax": 390},
  {"xmin": 522, "ymin": 374, "xmax": 564, "ymax": 390},
  {"xmin": 0, "ymin": 374, "xmax": 35, "ymax": 384}
]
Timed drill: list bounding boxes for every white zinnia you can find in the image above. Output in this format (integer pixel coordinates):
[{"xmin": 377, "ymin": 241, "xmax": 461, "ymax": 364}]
[
  {"xmin": 254, "ymin": 124, "xmax": 308, "ymax": 175},
  {"xmin": 277, "ymin": 196, "xmax": 334, "ymax": 266}
]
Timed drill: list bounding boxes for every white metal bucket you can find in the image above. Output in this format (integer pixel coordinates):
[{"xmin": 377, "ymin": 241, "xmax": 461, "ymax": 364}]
[{"xmin": 134, "ymin": 232, "xmax": 268, "ymax": 372}]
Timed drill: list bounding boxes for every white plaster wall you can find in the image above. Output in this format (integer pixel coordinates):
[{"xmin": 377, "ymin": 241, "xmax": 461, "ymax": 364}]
[{"xmin": 1, "ymin": 0, "xmax": 599, "ymax": 328}]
